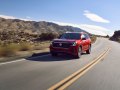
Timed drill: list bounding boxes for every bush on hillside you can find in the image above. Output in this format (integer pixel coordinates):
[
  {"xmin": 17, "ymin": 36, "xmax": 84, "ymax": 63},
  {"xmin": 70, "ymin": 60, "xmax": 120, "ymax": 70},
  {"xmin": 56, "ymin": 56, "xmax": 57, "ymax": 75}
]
[
  {"xmin": 36, "ymin": 33, "xmax": 59, "ymax": 41},
  {"xmin": 18, "ymin": 43, "xmax": 32, "ymax": 51}
]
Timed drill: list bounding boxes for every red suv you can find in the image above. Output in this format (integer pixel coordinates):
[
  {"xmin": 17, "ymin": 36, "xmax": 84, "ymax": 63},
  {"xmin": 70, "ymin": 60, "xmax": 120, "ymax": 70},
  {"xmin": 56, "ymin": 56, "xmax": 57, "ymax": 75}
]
[{"xmin": 49, "ymin": 32, "xmax": 91, "ymax": 58}]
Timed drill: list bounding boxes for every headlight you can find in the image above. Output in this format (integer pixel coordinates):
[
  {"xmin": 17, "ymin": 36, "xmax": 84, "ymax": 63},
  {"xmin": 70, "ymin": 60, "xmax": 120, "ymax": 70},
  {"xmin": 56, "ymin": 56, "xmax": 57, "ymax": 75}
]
[
  {"xmin": 50, "ymin": 41, "xmax": 53, "ymax": 46},
  {"xmin": 72, "ymin": 42, "xmax": 77, "ymax": 46}
]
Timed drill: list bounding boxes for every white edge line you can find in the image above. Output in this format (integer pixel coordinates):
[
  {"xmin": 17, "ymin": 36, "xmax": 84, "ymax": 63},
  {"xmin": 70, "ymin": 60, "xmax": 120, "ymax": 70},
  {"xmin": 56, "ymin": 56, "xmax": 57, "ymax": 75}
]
[{"xmin": 0, "ymin": 54, "xmax": 50, "ymax": 66}]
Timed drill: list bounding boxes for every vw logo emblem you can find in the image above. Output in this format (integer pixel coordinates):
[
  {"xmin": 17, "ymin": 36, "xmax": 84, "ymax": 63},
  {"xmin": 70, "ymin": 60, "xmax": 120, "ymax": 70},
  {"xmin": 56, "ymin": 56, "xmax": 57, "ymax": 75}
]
[{"xmin": 59, "ymin": 43, "xmax": 62, "ymax": 46}]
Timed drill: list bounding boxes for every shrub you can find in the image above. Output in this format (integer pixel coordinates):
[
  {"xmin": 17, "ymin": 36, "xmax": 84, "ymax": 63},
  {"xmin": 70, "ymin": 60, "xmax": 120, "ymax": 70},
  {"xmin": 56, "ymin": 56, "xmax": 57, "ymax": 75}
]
[
  {"xmin": 0, "ymin": 44, "xmax": 18, "ymax": 57},
  {"xmin": 18, "ymin": 43, "xmax": 32, "ymax": 51},
  {"xmin": 39, "ymin": 33, "xmax": 59, "ymax": 41},
  {"xmin": 0, "ymin": 42, "xmax": 33, "ymax": 57}
]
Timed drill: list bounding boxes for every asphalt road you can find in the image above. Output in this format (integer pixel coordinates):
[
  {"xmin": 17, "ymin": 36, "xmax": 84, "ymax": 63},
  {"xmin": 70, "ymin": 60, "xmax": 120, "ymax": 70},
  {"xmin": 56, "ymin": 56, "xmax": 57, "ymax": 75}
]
[{"xmin": 0, "ymin": 38, "xmax": 119, "ymax": 90}]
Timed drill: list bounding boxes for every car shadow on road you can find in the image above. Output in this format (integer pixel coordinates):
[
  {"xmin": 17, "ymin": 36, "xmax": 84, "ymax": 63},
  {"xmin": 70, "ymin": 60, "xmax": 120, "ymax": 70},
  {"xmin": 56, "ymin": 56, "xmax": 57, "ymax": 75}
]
[{"xmin": 26, "ymin": 52, "xmax": 78, "ymax": 62}]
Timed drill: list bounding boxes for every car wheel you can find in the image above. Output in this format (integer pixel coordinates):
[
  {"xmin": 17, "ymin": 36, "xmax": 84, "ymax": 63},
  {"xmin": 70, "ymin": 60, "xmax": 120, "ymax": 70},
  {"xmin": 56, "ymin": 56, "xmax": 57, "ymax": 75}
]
[
  {"xmin": 75, "ymin": 47, "xmax": 82, "ymax": 58},
  {"xmin": 86, "ymin": 45, "xmax": 91, "ymax": 54},
  {"xmin": 51, "ymin": 52, "xmax": 58, "ymax": 56}
]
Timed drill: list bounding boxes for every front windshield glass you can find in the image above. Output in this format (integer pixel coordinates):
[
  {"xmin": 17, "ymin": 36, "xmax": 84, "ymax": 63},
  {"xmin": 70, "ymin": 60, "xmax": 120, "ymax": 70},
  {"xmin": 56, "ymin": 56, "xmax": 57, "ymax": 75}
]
[{"xmin": 60, "ymin": 33, "xmax": 81, "ymax": 40}]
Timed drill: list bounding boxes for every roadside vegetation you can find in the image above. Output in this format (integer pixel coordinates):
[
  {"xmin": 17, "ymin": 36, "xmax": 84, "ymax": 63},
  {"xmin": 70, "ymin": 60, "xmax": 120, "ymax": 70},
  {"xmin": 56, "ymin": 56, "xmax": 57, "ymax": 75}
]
[
  {"xmin": 0, "ymin": 32, "xmax": 55, "ymax": 57},
  {"xmin": 0, "ymin": 41, "xmax": 50, "ymax": 57}
]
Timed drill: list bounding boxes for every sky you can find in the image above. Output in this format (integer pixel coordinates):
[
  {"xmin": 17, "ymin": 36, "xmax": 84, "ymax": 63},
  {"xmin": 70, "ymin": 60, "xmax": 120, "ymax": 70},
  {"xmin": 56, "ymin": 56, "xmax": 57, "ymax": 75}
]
[{"xmin": 0, "ymin": 0, "xmax": 120, "ymax": 36}]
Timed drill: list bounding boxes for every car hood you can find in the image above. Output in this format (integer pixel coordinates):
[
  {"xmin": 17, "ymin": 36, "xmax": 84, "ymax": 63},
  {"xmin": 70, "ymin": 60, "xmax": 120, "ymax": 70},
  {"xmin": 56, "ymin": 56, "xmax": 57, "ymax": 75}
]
[{"xmin": 53, "ymin": 39, "xmax": 77, "ymax": 43}]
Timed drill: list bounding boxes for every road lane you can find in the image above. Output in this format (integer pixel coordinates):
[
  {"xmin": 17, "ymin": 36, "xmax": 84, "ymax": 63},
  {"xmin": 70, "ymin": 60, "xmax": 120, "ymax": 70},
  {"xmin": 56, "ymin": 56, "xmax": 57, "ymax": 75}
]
[
  {"xmin": 0, "ymin": 54, "xmax": 50, "ymax": 66},
  {"xmin": 0, "ymin": 38, "xmax": 110, "ymax": 90},
  {"xmin": 67, "ymin": 39, "xmax": 120, "ymax": 90},
  {"xmin": 48, "ymin": 47, "xmax": 110, "ymax": 90}
]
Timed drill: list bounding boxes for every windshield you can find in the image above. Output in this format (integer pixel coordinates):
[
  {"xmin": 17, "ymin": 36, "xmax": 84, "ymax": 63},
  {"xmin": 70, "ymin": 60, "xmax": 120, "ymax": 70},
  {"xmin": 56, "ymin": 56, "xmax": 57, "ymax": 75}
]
[{"xmin": 60, "ymin": 33, "xmax": 81, "ymax": 40}]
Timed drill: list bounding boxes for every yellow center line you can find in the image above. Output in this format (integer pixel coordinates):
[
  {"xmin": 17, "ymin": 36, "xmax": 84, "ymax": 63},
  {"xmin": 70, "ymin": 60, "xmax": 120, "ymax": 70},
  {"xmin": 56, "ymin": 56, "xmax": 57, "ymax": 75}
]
[{"xmin": 48, "ymin": 48, "xmax": 110, "ymax": 90}]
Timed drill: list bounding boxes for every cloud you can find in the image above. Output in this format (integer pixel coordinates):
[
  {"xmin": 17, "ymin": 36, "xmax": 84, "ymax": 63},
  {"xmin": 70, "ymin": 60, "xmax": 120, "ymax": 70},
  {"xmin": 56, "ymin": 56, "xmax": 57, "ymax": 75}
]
[
  {"xmin": 20, "ymin": 18, "xmax": 31, "ymax": 21},
  {"xmin": 26, "ymin": 16, "xmax": 31, "ymax": 19},
  {"xmin": 0, "ymin": 15, "xmax": 16, "ymax": 19},
  {"xmin": 79, "ymin": 24, "xmax": 112, "ymax": 36},
  {"xmin": 84, "ymin": 10, "xmax": 110, "ymax": 23},
  {"xmin": 52, "ymin": 21, "xmax": 113, "ymax": 36},
  {"xmin": 0, "ymin": 14, "xmax": 32, "ymax": 21}
]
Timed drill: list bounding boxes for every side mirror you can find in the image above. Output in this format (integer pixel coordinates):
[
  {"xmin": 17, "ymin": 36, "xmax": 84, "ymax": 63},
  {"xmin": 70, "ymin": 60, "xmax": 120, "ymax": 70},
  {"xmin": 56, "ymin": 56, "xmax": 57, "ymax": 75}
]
[{"xmin": 81, "ymin": 35, "xmax": 86, "ymax": 40}]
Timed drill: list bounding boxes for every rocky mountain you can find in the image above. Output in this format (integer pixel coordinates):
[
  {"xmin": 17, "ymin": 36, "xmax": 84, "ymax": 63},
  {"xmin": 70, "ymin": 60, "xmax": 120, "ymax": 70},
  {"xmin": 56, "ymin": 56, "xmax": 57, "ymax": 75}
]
[
  {"xmin": 0, "ymin": 17, "xmax": 86, "ymax": 34},
  {"xmin": 110, "ymin": 30, "xmax": 120, "ymax": 42},
  {"xmin": 0, "ymin": 17, "xmax": 88, "ymax": 44}
]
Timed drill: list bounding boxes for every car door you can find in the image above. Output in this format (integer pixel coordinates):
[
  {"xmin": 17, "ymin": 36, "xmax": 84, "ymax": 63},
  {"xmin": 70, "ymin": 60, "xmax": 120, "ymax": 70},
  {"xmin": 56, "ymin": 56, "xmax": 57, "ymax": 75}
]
[
  {"xmin": 84, "ymin": 34, "xmax": 90, "ymax": 50},
  {"xmin": 81, "ymin": 34, "xmax": 87, "ymax": 51}
]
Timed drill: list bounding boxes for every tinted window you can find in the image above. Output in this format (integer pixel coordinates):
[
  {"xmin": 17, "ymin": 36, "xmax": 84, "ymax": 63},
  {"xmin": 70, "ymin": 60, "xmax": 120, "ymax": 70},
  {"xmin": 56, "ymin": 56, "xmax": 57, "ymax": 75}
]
[
  {"xmin": 60, "ymin": 33, "xmax": 81, "ymax": 40},
  {"xmin": 84, "ymin": 34, "xmax": 90, "ymax": 39}
]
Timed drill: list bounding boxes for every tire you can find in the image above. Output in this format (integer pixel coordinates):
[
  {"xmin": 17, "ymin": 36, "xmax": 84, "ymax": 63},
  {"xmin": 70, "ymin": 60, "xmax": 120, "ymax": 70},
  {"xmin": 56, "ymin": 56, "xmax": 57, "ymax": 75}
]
[
  {"xmin": 51, "ymin": 52, "xmax": 58, "ymax": 56},
  {"xmin": 86, "ymin": 45, "xmax": 91, "ymax": 54},
  {"xmin": 75, "ymin": 47, "xmax": 82, "ymax": 58}
]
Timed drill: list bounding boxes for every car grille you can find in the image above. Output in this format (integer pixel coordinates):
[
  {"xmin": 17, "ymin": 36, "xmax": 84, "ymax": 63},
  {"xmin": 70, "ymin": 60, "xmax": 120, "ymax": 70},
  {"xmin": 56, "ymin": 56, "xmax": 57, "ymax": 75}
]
[{"xmin": 52, "ymin": 42, "xmax": 73, "ymax": 48}]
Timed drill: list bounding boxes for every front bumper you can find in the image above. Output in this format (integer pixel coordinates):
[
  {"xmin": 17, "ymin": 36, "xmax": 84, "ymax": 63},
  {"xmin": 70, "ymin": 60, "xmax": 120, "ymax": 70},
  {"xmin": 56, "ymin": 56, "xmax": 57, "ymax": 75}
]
[{"xmin": 50, "ymin": 46, "xmax": 78, "ymax": 56}]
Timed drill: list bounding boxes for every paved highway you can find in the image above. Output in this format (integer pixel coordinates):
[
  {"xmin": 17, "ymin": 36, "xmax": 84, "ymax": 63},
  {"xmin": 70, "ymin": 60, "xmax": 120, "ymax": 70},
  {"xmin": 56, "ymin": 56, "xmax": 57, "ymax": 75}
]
[{"xmin": 0, "ymin": 38, "xmax": 119, "ymax": 90}]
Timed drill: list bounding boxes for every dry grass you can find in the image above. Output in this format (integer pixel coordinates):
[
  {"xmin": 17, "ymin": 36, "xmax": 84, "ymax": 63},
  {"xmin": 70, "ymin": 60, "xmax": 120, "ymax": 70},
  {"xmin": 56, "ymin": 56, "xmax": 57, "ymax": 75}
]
[
  {"xmin": 18, "ymin": 43, "xmax": 32, "ymax": 51},
  {"xmin": 0, "ymin": 41, "xmax": 50, "ymax": 57},
  {"xmin": 0, "ymin": 43, "xmax": 32, "ymax": 57},
  {"xmin": 33, "ymin": 41, "xmax": 50, "ymax": 50},
  {"xmin": 0, "ymin": 44, "xmax": 18, "ymax": 57}
]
